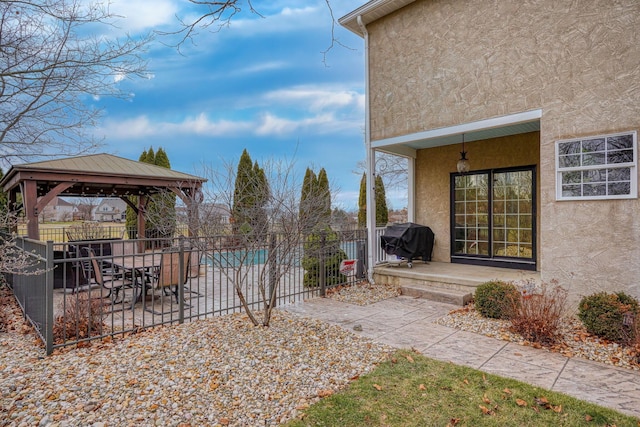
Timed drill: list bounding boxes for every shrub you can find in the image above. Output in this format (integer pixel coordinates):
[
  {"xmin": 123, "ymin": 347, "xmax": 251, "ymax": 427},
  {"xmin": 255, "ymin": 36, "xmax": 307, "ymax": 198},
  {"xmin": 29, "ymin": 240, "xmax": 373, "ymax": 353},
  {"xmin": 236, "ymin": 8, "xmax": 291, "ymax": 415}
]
[
  {"xmin": 474, "ymin": 280, "xmax": 520, "ymax": 319},
  {"xmin": 509, "ymin": 283, "xmax": 568, "ymax": 345},
  {"xmin": 53, "ymin": 292, "xmax": 106, "ymax": 344},
  {"xmin": 578, "ymin": 291, "xmax": 639, "ymax": 345},
  {"xmin": 302, "ymin": 227, "xmax": 347, "ymax": 288}
]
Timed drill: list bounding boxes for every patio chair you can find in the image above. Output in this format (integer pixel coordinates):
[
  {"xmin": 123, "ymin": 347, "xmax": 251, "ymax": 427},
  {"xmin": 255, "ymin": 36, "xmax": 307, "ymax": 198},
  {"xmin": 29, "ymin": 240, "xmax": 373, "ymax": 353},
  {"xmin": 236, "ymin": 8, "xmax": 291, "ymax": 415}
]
[
  {"xmin": 143, "ymin": 249, "xmax": 191, "ymax": 311},
  {"xmin": 86, "ymin": 248, "xmax": 136, "ymax": 304}
]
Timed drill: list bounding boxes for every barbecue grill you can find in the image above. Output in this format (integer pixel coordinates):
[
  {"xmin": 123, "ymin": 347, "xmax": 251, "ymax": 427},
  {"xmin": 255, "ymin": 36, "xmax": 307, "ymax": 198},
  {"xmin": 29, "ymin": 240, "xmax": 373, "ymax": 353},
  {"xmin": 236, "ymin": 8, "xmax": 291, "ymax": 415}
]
[{"xmin": 380, "ymin": 222, "xmax": 434, "ymax": 268}]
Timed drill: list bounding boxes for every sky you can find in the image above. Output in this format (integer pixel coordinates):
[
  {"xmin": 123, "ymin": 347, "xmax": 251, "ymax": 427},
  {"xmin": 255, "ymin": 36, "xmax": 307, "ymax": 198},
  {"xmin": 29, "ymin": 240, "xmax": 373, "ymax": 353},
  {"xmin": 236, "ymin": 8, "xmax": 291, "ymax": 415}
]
[{"xmin": 84, "ymin": 0, "xmax": 407, "ymax": 211}]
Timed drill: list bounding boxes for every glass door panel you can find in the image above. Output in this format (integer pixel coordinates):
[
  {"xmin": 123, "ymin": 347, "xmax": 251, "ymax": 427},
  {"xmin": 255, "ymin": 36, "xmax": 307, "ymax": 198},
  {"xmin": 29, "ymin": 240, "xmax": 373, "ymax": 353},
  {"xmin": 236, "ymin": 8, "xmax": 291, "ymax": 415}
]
[
  {"xmin": 492, "ymin": 170, "xmax": 534, "ymax": 259},
  {"xmin": 453, "ymin": 174, "xmax": 490, "ymax": 256},
  {"xmin": 452, "ymin": 167, "xmax": 535, "ymax": 267}
]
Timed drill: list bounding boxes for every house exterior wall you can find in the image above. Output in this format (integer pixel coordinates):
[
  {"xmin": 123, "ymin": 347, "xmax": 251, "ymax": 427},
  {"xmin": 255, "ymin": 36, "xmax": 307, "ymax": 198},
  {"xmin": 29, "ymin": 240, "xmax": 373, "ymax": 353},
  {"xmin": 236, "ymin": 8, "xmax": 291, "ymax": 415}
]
[
  {"xmin": 416, "ymin": 132, "xmax": 540, "ymax": 264},
  {"xmin": 367, "ymin": 0, "xmax": 640, "ymax": 298}
]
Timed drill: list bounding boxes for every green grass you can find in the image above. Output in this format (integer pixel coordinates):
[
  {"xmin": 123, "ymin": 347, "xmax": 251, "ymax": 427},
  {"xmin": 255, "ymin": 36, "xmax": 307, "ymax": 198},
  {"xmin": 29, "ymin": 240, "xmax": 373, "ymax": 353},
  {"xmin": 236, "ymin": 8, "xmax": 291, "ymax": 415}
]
[{"xmin": 285, "ymin": 350, "xmax": 639, "ymax": 427}]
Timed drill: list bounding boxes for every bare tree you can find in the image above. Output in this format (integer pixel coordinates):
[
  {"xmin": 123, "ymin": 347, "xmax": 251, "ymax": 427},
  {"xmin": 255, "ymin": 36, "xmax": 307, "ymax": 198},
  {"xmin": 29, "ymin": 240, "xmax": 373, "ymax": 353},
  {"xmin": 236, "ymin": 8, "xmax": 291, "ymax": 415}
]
[
  {"xmin": 159, "ymin": 0, "xmax": 342, "ymax": 59},
  {"xmin": 355, "ymin": 152, "xmax": 409, "ymax": 192},
  {"xmin": 0, "ymin": 0, "xmax": 151, "ymax": 162},
  {"xmin": 0, "ymin": 212, "xmax": 42, "ymax": 277},
  {"xmin": 190, "ymin": 157, "xmax": 330, "ymax": 326}
]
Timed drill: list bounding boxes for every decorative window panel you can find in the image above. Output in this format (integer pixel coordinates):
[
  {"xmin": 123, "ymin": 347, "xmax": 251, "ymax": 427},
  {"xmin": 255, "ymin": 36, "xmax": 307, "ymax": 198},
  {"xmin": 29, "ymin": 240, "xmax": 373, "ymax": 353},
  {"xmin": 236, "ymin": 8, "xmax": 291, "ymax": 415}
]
[{"xmin": 556, "ymin": 131, "xmax": 637, "ymax": 200}]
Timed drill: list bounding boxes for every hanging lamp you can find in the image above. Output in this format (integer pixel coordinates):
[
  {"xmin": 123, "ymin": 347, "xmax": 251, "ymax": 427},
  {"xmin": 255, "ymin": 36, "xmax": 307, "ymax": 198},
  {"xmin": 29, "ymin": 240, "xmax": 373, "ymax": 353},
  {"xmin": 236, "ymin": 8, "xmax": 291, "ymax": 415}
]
[{"xmin": 456, "ymin": 133, "xmax": 470, "ymax": 174}]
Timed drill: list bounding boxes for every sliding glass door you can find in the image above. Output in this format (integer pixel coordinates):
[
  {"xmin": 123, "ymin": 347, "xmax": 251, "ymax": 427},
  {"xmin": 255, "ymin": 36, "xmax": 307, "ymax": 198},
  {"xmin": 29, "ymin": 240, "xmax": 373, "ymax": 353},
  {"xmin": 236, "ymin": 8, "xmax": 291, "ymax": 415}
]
[{"xmin": 451, "ymin": 166, "xmax": 536, "ymax": 269}]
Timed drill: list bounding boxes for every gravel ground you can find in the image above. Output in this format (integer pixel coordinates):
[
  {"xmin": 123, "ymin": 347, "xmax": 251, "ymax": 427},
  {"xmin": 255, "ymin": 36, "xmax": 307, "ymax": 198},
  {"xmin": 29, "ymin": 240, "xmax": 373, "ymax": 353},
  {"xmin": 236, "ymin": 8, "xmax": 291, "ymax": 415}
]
[
  {"xmin": 436, "ymin": 305, "xmax": 640, "ymax": 371},
  {"xmin": 0, "ymin": 286, "xmax": 394, "ymax": 427}
]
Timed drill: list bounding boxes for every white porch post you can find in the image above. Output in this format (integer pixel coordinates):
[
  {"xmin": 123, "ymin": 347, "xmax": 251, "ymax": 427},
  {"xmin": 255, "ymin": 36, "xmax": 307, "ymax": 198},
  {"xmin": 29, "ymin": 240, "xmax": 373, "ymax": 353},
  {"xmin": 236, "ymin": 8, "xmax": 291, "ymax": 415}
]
[
  {"xmin": 358, "ymin": 16, "xmax": 376, "ymax": 283},
  {"xmin": 407, "ymin": 156, "xmax": 415, "ymax": 223}
]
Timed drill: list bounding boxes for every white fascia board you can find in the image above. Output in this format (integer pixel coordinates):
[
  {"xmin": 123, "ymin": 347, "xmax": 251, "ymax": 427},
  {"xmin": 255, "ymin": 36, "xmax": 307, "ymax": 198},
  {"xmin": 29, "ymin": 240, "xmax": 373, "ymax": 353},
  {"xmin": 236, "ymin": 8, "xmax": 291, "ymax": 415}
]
[
  {"xmin": 372, "ymin": 109, "xmax": 543, "ymax": 149},
  {"xmin": 339, "ymin": 0, "xmax": 417, "ymax": 36}
]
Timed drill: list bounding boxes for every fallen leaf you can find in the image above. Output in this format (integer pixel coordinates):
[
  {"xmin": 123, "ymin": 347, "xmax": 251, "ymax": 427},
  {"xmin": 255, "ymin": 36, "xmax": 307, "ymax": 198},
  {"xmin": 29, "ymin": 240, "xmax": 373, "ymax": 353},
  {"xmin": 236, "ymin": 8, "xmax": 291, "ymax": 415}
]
[
  {"xmin": 503, "ymin": 388, "xmax": 512, "ymax": 395},
  {"xmin": 516, "ymin": 399, "xmax": 528, "ymax": 407},
  {"xmin": 419, "ymin": 384, "xmax": 426, "ymax": 391},
  {"xmin": 405, "ymin": 355, "xmax": 414, "ymax": 363},
  {"xmin": 373, "ymin": 384, "xmax": 383, "ymax": 391},
  {"xmin": 585, "ymin": 415, "xmax": 593, "ymax": 422},
  {"xmin": 317, "ymin": 389, "xmax": 334, "ymax": 398},
  {"xmin": 463, "ymin": 379, "xmax": 469, "ymax": 385},
  {"xmin": 553, "ymin": 405, "xmax": 562, "ymax": 413},
  {"xmin": 448, "ymin": 418, "xmax": 460, "ymax": 426},
  {"xmin": 479, "ymin": 405, "xmax": 493, "ymax": 415},
  {"xmin": 482, "ymin": 394, "xmax": 491, "ymax": 404},
  {"xmin": 391, "ymin": 357, "xmax": 398, "ymax": 364}
]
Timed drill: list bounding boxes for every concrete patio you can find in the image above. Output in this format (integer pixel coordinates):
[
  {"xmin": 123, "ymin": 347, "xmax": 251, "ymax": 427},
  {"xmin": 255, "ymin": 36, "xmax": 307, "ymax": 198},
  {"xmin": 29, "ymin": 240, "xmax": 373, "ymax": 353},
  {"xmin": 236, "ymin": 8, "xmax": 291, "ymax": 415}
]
[{"xmin": 284, "ymin": 295, "xmax": 640, "ymax": 419}]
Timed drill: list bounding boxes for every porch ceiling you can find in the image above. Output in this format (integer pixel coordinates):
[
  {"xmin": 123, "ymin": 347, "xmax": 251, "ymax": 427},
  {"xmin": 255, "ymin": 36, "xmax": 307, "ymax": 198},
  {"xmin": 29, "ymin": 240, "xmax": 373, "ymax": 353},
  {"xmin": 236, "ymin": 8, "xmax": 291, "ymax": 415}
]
[{"xmin": 372, "ymin": 110, "xmax": 542, "ymax": 157}]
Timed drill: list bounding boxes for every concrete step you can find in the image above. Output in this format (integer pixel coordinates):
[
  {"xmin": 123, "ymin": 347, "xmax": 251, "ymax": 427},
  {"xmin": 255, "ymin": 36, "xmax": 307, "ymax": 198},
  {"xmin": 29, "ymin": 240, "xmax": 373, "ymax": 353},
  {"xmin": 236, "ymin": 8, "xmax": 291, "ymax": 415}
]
[{"xmin": 400, "ymin": 283, "xmax": 473, "ymax": 306}]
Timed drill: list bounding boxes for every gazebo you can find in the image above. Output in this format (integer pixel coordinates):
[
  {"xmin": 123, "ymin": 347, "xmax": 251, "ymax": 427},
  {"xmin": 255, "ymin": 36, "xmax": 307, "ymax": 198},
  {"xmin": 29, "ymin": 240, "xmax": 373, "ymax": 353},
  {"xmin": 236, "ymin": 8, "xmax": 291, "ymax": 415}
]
[{"xmin": 0, "ymin": 153, "xmax": 207, "ymax": 241}]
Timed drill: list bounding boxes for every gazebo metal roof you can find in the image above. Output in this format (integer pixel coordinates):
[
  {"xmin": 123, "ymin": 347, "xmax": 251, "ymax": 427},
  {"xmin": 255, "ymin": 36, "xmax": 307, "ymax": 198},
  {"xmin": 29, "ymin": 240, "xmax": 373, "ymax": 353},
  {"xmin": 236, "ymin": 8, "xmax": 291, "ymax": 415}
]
[{"xmin": 0, "ymin": 153, "xmax": 207, "ymax": 240}]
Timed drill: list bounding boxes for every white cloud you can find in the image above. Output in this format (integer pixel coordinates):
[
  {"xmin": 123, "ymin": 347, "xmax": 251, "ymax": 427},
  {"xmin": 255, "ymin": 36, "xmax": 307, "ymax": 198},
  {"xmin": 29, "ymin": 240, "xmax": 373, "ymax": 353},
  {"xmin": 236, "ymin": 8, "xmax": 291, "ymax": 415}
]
[
  {"xmin": 99, "ymin": 114, "xmax": 251, "ymax": 139},
  {"xmin": 254, "ymin": 112, "xmax": 335, "ymax": 136},
  {"xmin": 236, "ymin": 61, "xmax": 289, "ymax": 75},
  {"xmin": 107, "ymin": 0, "xmax": 178, "ymax": 33},
  {"xmin": 262, "ymin": 85, "xmax": 364, "ymax": 114}
]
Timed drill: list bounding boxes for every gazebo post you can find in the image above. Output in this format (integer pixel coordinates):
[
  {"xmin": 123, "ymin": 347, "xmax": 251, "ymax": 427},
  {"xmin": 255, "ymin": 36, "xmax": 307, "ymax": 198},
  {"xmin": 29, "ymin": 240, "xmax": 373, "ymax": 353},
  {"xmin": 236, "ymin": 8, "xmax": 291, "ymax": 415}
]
[
  {"xmin": 137, "ymin": 195, "xmax": 147, "ymax": 253},
  {"xmin": 24, "ymin": 180, "xmax": 40, "ymax": 240}
]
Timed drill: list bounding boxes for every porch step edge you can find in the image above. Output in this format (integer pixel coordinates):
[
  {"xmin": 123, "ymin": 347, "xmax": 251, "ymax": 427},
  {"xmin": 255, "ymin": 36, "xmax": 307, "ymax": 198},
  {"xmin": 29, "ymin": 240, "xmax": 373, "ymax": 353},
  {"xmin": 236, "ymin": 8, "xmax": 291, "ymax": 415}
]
[{"xmin": 400, "ymin": 285, "xmax": 473, "ymax": 306}]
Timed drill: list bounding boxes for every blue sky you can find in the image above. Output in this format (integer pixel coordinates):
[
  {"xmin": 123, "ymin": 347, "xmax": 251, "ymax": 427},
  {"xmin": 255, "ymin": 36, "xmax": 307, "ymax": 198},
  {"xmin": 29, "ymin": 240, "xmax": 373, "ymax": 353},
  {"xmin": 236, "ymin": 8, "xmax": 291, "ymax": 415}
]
[{"xmin": 87, "ymin": 1, "xmax": 406, "ymax": 210}]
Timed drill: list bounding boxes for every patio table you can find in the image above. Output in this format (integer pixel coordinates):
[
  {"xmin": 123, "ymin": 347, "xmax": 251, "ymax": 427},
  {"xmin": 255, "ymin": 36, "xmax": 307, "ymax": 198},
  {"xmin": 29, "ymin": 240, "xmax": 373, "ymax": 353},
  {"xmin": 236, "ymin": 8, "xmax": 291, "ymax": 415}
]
[{"xmin": 108, "ymin": 252, "xmax": 164, "ymax": 310}]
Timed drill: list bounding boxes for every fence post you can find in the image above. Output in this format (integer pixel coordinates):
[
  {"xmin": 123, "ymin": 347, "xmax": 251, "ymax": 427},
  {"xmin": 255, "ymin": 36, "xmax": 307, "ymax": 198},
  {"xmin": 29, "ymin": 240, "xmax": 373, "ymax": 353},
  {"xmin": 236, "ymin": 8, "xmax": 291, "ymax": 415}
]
[
  {"xmin": 45, "ymin": 241, "xmax": 54, "ymax": 356},
  {"xmin": 268, "ymin": 233, "xmax": 277, "ymax": 308},
  {"xmin": 319, "ymin": 231, "xmax": 326, "ymax": 297},
  {"xmin": 178, "ymin": 237, "xmax": 185, "ymax": 324}
]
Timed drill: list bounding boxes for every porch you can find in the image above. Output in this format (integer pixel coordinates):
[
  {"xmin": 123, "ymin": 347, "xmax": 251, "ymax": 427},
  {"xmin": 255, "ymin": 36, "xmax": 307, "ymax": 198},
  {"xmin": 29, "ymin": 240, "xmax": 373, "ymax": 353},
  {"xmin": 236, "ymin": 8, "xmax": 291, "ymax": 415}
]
[{"xmin": 374, "ymin": 261, "xmax": 541, "ymax": 306}]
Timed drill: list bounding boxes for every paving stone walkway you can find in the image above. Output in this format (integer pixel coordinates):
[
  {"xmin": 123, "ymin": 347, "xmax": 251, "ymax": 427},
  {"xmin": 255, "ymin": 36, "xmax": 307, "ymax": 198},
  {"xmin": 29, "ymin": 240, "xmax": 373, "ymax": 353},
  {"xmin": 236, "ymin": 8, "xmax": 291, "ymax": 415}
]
[{"xmin": 284, "ymin": 295, "xmax": 640, "ymax": 419}]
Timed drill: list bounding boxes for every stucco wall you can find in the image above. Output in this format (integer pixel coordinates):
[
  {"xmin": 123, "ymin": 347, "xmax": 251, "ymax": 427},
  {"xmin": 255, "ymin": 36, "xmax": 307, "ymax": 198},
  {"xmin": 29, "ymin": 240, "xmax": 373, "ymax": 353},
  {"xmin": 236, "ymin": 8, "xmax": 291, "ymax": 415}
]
[
  {"xmin": 368, "ymin": 0, "xmax": 640, "ymax": 299},
  {"xmin": 416, "ymin": 132, "xmax": 540, "ymax": 263}
]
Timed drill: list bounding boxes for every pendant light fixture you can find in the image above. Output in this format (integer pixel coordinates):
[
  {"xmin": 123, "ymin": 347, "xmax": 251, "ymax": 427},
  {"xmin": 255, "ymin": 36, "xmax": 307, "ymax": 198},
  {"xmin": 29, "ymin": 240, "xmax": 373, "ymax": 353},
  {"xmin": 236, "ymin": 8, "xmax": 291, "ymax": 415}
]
[{"xmin": 456, "ymin": 133, "xmax": 470, "ymax": 174}]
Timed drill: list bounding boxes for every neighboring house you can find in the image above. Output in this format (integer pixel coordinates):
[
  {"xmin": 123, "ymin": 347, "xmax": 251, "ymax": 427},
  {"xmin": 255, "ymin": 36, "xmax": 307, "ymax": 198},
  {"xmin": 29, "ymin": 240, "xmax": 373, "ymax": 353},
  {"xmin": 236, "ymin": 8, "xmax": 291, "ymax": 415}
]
[
  {"xmin": 92, "ymin": 198, "xmax": 127, "ymax": 222},
  {"xmin": 340, "ymin": 0, "xmax": 639, "ymax": 301},
  {"xmin": 40, "ymin": 197, "xmax": 76, "ymax": 222}
]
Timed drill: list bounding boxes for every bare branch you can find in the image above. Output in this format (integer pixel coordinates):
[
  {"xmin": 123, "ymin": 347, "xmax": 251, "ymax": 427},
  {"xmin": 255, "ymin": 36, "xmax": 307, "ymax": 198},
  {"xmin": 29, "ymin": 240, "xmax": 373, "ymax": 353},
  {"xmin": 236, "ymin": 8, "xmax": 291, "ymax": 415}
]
[{"xmin": 0, "ymin": 0, "xmax": 151, "ymax": 163}]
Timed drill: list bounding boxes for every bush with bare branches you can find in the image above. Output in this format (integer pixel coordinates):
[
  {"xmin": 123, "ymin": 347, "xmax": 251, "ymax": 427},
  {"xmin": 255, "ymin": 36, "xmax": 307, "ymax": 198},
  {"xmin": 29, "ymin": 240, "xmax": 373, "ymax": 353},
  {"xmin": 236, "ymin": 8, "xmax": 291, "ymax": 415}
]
[
  {"xmin": 508, "ymin": 282, "xmax": 568, "ymax": 345},
  {"xmin": 53, "ymin": 293, "xmax": 106, "ymax": 344}
]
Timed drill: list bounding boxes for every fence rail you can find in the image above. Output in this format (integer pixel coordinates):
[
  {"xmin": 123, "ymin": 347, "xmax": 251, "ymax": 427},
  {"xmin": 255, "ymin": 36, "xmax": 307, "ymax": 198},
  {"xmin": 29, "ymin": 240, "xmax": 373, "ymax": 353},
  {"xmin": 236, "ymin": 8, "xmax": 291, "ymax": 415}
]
[{"xmin": 8, "ymin": 229, "xmax": 368, "ymax": 354}]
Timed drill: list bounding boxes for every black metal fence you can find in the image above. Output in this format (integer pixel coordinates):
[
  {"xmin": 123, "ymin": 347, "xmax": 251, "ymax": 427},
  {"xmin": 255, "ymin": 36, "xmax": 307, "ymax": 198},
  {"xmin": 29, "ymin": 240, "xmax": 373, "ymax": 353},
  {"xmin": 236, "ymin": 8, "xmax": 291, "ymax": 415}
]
[{"xmin": 8, "ymin": 229, "xmax": 368, "ymax": 354}]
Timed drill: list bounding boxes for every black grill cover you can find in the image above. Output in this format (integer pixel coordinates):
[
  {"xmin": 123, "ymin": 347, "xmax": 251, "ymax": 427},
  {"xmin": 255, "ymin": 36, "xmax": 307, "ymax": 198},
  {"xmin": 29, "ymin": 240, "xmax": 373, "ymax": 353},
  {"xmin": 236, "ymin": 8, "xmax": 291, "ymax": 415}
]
[{"xmin": 380, "ymin": 223, "xmax": 434, "ymax": 262}]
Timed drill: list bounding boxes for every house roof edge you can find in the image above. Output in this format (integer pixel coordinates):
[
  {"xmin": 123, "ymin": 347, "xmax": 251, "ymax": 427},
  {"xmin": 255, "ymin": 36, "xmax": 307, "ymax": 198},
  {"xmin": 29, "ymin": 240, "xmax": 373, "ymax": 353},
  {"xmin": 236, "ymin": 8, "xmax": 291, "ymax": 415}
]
[{"xmin": 339, "ymin": 0, "xmax": 417, "ymax": 36}]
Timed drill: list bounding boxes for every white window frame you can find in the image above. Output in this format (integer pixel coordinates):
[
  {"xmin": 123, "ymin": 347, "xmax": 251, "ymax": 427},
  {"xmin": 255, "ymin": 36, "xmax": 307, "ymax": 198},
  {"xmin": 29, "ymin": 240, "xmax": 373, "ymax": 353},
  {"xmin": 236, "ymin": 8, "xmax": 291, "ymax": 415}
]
[{"xmin": 555, "ymin": 130, "xmax": 637, "ymax": 201}]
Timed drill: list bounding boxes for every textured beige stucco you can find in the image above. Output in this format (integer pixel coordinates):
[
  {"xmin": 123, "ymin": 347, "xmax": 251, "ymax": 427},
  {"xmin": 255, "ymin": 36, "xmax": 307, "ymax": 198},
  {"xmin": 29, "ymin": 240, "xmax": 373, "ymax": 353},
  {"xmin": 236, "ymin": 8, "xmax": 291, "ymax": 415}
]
[
  {"xmin": 416, "ymin": 132, "xmax": 540, "ymax": 263},
  {"xmin": 367, "ymin": 0, "xmax": 640, "ymax": 299}
]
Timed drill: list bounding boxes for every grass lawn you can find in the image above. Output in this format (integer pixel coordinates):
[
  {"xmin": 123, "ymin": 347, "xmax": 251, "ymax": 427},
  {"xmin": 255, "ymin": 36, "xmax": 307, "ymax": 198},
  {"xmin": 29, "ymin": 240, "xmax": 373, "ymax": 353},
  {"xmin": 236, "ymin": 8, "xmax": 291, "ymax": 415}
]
[{"xmin": 286, "ymin": 349, "xmax": 639, "ymax": 427}]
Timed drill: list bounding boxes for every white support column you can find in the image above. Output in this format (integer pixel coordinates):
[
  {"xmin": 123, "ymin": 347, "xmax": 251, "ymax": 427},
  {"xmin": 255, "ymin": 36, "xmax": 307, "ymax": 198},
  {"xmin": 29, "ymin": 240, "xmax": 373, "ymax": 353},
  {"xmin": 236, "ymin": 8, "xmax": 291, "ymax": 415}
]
[
  {"xmin": 407, "ymin": 156, "xmax": 415, "ymax": 223},
  {"xmin": 358, "ymin": 15, "xmax": 376, "ymax": 283}
]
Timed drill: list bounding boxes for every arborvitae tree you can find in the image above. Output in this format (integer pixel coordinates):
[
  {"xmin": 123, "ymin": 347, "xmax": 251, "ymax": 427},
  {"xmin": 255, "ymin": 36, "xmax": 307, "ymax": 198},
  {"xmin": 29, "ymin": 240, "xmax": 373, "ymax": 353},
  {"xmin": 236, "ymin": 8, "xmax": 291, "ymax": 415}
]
[
  {"xmin": 316, "ymin": 168, "xmax": 331, "ymax": 228},
  {"xmin": 125, "ymin": 147, "xmax": 175, "ymax": 241},
  {"xmin": 300, "ymin": 167, "xmax": 347, "ymax": 288},
  {"xmin": 375, "ymin": 175, "xmax": 389, "ymax": 226},
  {"xmin": 125, "ymin": 150, "xmax": 150, "ymax": 237},
  {"xmin": 147, "ymin": 146, "xmax": 176, "ymax": 241},
  {"xmin": 357, "ymin": 173, "xmax": 389, "ymax": 228},
  {"xmin": 358, "ymin": 172, "xmax": 366, "ymax": 228},
  {"xmin": 299, "ymin": 168, "xmax": 317, "ymax": 233},
  {"xmin": 232, "ymin": 149, "xmax": 269, "ymax": 238}
]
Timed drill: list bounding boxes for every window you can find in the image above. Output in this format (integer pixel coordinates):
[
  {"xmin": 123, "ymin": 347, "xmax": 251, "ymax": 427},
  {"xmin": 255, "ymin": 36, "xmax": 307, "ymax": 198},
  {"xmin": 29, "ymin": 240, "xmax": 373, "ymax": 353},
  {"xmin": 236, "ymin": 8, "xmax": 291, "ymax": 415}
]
[{"xmin": 556, "ymin": 131, "xmax": 637, "ymax": 200}]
